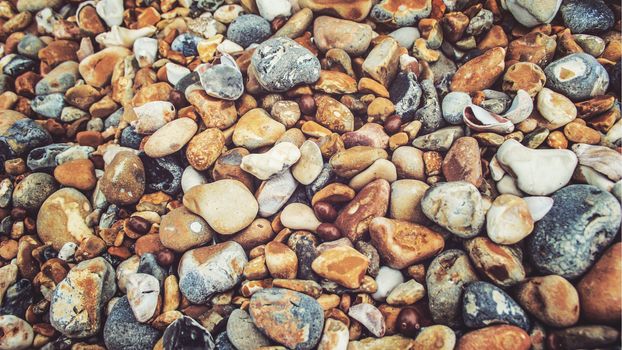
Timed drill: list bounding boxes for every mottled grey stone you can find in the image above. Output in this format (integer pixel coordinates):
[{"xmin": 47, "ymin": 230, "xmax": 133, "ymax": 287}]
[
  {"xmin": 226, "ymin": 309, "xmax": 271, "ymax": 350},
  {"xmin": 227, "ymin": 14, "xmax": 271, "ymax": 48},
  {"xmin": 527, "ymin": 184, "xmax": 621, "ymax": 279},
  {"xmin": 544, "ymin": 53, "xmax": 609, "ymax": 101},
  {"xmin": 462, "ymin": 281, "xmax": 531, "ymax": 330},
  {"xmin": 390, "ymin": 72, "xmax": 422, "ymax": 122},
  {"xmin": 560, "ymin": 0, "xmax": 614, "ymax": 34},
  {"xmin": 251, "ymin": 37, "xmax": 321, "ymax": 92},
  {"xmin": 415, "ymin": 79, "xmax": 444, "ymax": 133},
  {"xmin": 31, "ymin": 93, "xmax": 65, "ymax": 118},
  {"xmin": 1, "ymin": 118, "xmax": 52, "ymax": 156},
  {"xmin": 27, "ymin": 144, "xmax": 70, "ymax": 171},
  {"xmin": 104, "ymin": 297, "xmax": 161, "ymax": 350},
  {"xmin": 12, "ymin": 173, "xmax": 58, "ymax": 211}
]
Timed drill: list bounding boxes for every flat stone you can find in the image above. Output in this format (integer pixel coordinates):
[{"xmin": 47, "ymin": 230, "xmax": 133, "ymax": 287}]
[
  {"xmin": 577, "ymin": 243, "xmax": 621, "ymax": 323},
  {"xmin": 312, "ymin": 246, "xmax": 369, "ymax": 288},
  {"xmin": 232, "ymin": 108, "xmax": 286, "ymax": 150},
  {"xmin": 560, "ymin": 0, "xmax": 614, "ymax": 34},
  {"xmin": 335, "ymin": 179, "xmax": 390, "ymax": 241},
  {"xmin": 515, "ymin": 275, "xmax": 579, "ymax": 327},
  {"xmin": 226, "ymin": 309, "xmax": 271, "ymax": 350},
  {"xmin": 450, "ymin": 47, "xmax": 505, "ymax": 93}
]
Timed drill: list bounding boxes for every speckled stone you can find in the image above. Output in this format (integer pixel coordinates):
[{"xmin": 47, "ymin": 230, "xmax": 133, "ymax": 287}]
[
  {"xmin": 390, "ymin": 72, "xmax": 422, "ymax": 122},
  {"xmin": 100, "ymin": 151, "xmax": 145, "ymax": 205},
  {"xmin": 227, "ymin": 14, "xmax": 271, "ymax": 48},
  {"xmin": 526, "ymin": 185, "xmax": 621, "ymax": 279},
  {"xmin": 251, "ymin": 37, "xmax": 320, "ymax": 92},
  {"xmin": 226, "ymin": 309, "xmax": 271, "ymax": 350},
  {"xmin": 249, "ymin": 288, "xmax": 324, "ymax": 350},
  {"xmin": 0, "ymin": 115, "xmax": 51, "ymax": 157},
  {"xmin": 12, "ymin": 172, "xmax": 57, "ymax": 211},
  {"xmin": 462, "ymin": 281, "xmax": 531, "ymax": 330},
  {"xmin": 426, "ymin": 250, "xmax": 479, "ymax": 328},
  {"xmin": 560, "ymin": 0, "xmax": 614, "ymax": 34},
  {"xmin": 103, "ymin": 297, "xmax": 161, "ymax": 350},
  {"xmin": 162, "ymin": 316, "xmax": 215, "ymax": 349}
]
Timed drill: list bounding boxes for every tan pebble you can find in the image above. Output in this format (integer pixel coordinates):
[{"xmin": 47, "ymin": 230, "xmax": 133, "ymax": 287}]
[
  {"xmin": 265, "ymin": 241, "xmax": 298, "ymax": 279},
  {"xmin": 311, "ymin": 246, "xmax": 369, "ymax": 289}
]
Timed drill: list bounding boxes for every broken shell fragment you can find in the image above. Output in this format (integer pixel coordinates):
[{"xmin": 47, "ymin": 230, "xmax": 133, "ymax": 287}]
[
  {"xmin": 96, "ymin": 26, "xmax": 157, "ymax": 48},
  {"xmin": 348, "ymin": 303, "xmax": 386, "ymax": 337},
  {"xmin": 463, "ymin": 104, "xmax": 515, "ymax": 134},
  {"xmin": 502, "ymin": 90, "xmax": 533, "ymax": 124}
]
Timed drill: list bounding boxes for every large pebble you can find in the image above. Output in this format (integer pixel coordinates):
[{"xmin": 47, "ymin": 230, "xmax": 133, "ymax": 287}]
[
  {"xmin": 421, "ymin": 181, "xmax": 484, "ymax": 238},
  {"xmin": 232, "ymin": 108, "xmax": 286, "ymax": 150},
  {"xmin": 183, "ymin": 180, "xmax": 258, "ymax": 235},
  {"xmin": 12, "ymin": 172, "xmax": 57, "ymax": 211},
  {"xmin": 311, "ymin": 246, "xmax": 369, "ymax": 288},
  {"xmin": 241, "ymin": 142, "xmax": 300, "ymax": 180},
  {"xmin": 389, "ymin": 179, "xmax": 429, "ymax": 223},
  {"xmin": 100, "ymin": 151, "xmax": 145, "ymax": 205},
  {"xmin": 36, "ymin": 188, "xmax": 93, "ymax": 250},
  {"xmin": 144, "ymin": 118, "xmax": 197, "ymax": 158},
  {"xmin": 515, "ymin": 275, "xmax": 579, "ymax": 327},
  {"xmin": 159, "ymin": 206, "xmax": 213, "ymax": 253},
  {"xmin": 0, "ymin": 315, "xmax": 33, "ymax": 350},
  {"xmin": 292, "ymin": 140, "xmax": 323, "ymax": 185},
  {"xmin": 313, "ymin": 16, "xmax": 373, "ymax": 56},
  {"xmin": 526, "ymin": 185, "xmax": 621, "ymax": 279},
  {"xmin": 226, "ymin": 309, "xmax": 271, "ymax": 350},
  {"xmin": 442, "ymin": 137, "xmax": 482, "ymax": 187},
  {"xmin": 178, "ymin": 241, "xmax": 247, "ymax": 304},
  {"xmin": 335, "ymin": 179, "xmax": 389, "ymax": 241},
  {"xmin": 560, "ymin": 0, "xmax": 614, "ymax": 34},
  {"xmin": 103, "ymin": 296, "xmax": 161, "ymax": 350},
  {"xmin": 78, "ymin": 47, "xmax": 131, "ymax": 87},
  {"xmin": 462, "ymin": 281, "xmax": 531, "ymax": 330},
  {"xmin": 544, "ymin": 53, "xmax": 609, "ymax": 101},
  {"xmin": 226, "ymin": 14, "xmax": 271, "ymax": 48},
  {"xmin": 162, "ymin": 316, "xmax": 214, "ymax": 349},
  {"xmin": 504, "ymin": 0, "xmax": 561, "ymax": 27},
  {"xmin": 126, "ymin": 273, "xmax": 160, "ymax": 322},
  {"xmin": 451, "ymin": 47, "xmax": 505, "ymax": 93},
  {"xmin": 486, "ymin": 194, "xmax": 534, "ymax": 244},
  {"xmin": 465, "ymin": 237, "xmax": 525, "ymax": 287},
  {"xmin": 457, "ymin": 325, "xmax": 530, "ymax": 350},
  {"xmin": 577, "ymin": 243, "xmax": 621, "ymax": 323},
  {"xmin": 249, "ymin": 288, "xmax": 324, "ymax": 350}
]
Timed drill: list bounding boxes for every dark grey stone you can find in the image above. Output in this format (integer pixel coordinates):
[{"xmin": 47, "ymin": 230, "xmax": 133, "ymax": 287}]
[
  {"xmin": 163, "ymin": 316, "xmax": 215, "ymax": 350},
  {"xmin": 0, "ymin": 279, "xmax": 33, "ymax": 318},
  {"xmin": 3, "ymin": 55, "xmax": 35, "ymax": 77},
  {"xmin": 251, "ymin": 37, "xmax": 321, "ymax": 92},
  {"xmin": 560, "ymin": 0, "xmax": 614, "ymax": 34},
  {"xmin": 198, "ymin": 55, "xmax": 243, "ymax": 100},
  {"xmin": 195, "ymin": 0, "xmax": 224, "ymax": 11},
  {"xmin": 215, "ymin": 332, "xmax": 236, "ymax": 350},
  {"xmin": 462, "ymin": 281, "xmax": 531, "ymax": 330},
  {"xmin": 549, "ymin": 325, "xmax": 620, "ymax": 349},
  {"xmin": 140, "ymin": 154, "xmax": 183, "ymax": 195},
  {"xmin": 171, "ymin": 33, "xmax": 203, "ymax": 57},
  {"xmin": 137, "ymin": 253, "xmax": 166, "ymax": 286},
  {"xmin": 120, "ymin": 125, "xmax": 143, "ymax": 149},
  {"xmin": 0, "ymin": 74, "xmax": 12, "ymax": 94},
  {"xmin": 104, "ymin": 297, "xmax": 161, "ymax": 350},
  {"xmin": 104, "ymin": 108, "xmax": 123, "ymax": 129},
  {"xmin": 27, "ymin": 144, "xmax": 70, "ymax": 171},
  {"xmin": 17, "ymin": 34, "xmax": 45, "ymax": 58},
  {"xmin": 415, "ymin": 79, "xmax": 444, "ymax": 133},
  {"xmin": 227, "ymin": 14, "xmax": 271, "ymax": 48},
  {"xmin": 288, "ymin": 233, "xmax": 319, "ymax": 282},
  {"xmin": 12, "ymin": 172, "xmax": 58, "ymax": 211},
  {"xmin": 390, "ymin": 72, "xmax": 422, "ymax": 122},
  {"xmin": 526, "ymin": 184, "xmax": 621, "ymax": 279},
  {"xmin": 31, "ymin": 93, "xmax": 65, "ymax": 118},
  {"xmin": 544, "ymin": 53, "xmax": 609, "ymax": 101},
  {"xmin": 0, "ymin": 118, "xmax": 52, "ymax": 157},
  {"xmin": 305, "ymin": 163, "xmax": 336, "ymax": 201}
]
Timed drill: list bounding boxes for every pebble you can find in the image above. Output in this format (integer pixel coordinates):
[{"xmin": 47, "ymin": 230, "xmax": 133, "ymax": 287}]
[
  {"xmin": 457, "ymin": 325, "xmax": 531, "ymax": 350},
  {"xmin": 318, "ymin": 318, "xmax": 349, "ymax": 350},
  {"xmin": 536, "ymin": 87, "xmax": 577, "ymax": 129},
  {"xmin": 496, "ymin": 139, "xmax": 577, "ymax": 195},
  {"xmin": 544, "ymin": 53, "xmax": 609, "ymax": 101},
  {"xmin": 186, "ymin": 128, "xmax": 225, "ymax": 171},
  {"xmin": 311, "ymin": 246, "xmax": 369, "ymax": 288},
  {"xmin": 126, "ymin": 273, "xmax": 160, "ymax": 322},
  {"xmin": 0, "ymin": 315, "xmax": 34, "ymax": 350},
  {"xmin": 315, "ymin": 95, "xmax": 355, "ymax": 133},
  {"xmin": 53, "ymin": 159, "xmax": 97, "ymax": 190},
  {"xmin": 50, "ymin": 257, "xmax": 116, "ymax": 337},
  {"xmin": 12, "ymin": 172, "xmax": 57, "ymax": 211},
  {"xmin": 159, "ymin": 206, "xmax": 214, "ymax": 253},
  {"xmin": 412, "ymin": 126, "xmax": 464, "ymax": 151},
  {"xmin": 421, "ymin": 181, "xmax": 484, "ymax": 238},
  {"xmin": 31, "ymin": 93, "xmax": 65, "ymax": 119},
  {"xmin": 413, "ymin": 325, "xmax": 455, "ymax": 350},
  {"xmin": 349, "ymin": 303, "xmax": 386, "ymax": 337},
  {"xmin": 577, "ymin": 243, "xmax": 621, "ymax": 323},
  {"xmin": 183, "ymin": 180, "xmax": 258, "ymax": 235},
  {"xmin": 462, "ymin": 281, "xmax": 531, "ymax": 330},
  {"xmin": 526, "ymin": 185, "xmax": 621, "ymax": 279},
  {"xmin": 251, "ymin": 37, "xmax": 320, "ymax": 92},
  {"xmin": 178, "ymin": 241, "xmax": 247, "ymax": 304},
  {"xmin": 486, "ymin": 194, "xmax": 534, "ymax": 244},
  {"xmin": 465, "ymin": 237, "xmax": 525, "ymax": 287},
  {"xmin": 390, "ymin": 72, "xmax": 422, "ymax": 122},
  {"xmin": 103, "ymin": 296, "xmax": 161, "ymax": 350},
  {"xmin": 426, "ymin": 250, "xmax": 479, "ymax": 327},
  {"xmin": 226, "ymin": 309, "xmax": 271, "ymax": 350},
  {"xmin": 386, "ymin": 279, "xmax": 426, "ymax": 305},
  {"xmin": 313, "ymin": 16, "xmax": 372, "ymax": 56},
  {"xmin": 36, "ymin": 188, "xmax": 93, "ymax": 250},
  {"xmin": 371, "ymin": 266, "xmax": 404, "ymax": 301},
  {"xmin": 370, "ymin": 217, "xmax": 444, "ymax": 269},
  {"xmin": 560, "ymin": 0, "xmax": 614, "ymax": 34},
  {"xmin": 141, "ymin": 154, "xmax": 183, "ymax": 195},
  {"xmin": 100, "ymin": 151, "xmax": 145, "ymax": 205},
  {"xmin": 227, "ymin": 14, "xmax": 271, "ymax": 48},
  {"xmin": 233, "ymin": 108, "xmax": 286, "ymax": 149},
  {"xmin": 515, "ymin": 275, "xmax": 579, "ymax": 327},
  {"xmin": 371, "ymin": 0, "xmax": 431, "ymax": 26},
  {"xmin": 504, "ymin": 0, "xmax": 561, "ymax": 27},
  {"xmin": 162, "ymin": 316, "xmax": 215, "ymax": 349},
  {"xmin": 349, "ymin": 159, "xmax": 397, "ymax": 190},
  {"xmin": 249, "ymin": 288, "xmax": 324, "ymax": 350},
  {"xmin": 241, "ymin": 142, "xmax": 300, "ymax": 180},
  {"xmin": 78, "ymin": 47, "xmax": 131, "ymax": 87},
  {"xmin": 441, "ymin": 91, "xmax": 470, "ymax": 125},
  {"xmin": 450, "ymin": 47, "xmax": 505, "ymax": 93},
  {"xmin": 389, "ymin": 179, "xmax": 428, "ymax": 224},
  {"xmin": 144, "ymin": 118, "xmax": 197, "ymax": 158},
  {"xmin": 335, "ymin": 179, "xmax": 390, "ymax": 241},
  {"xmin": 442, "ymin": 137, "xmax": 482, "ymax": 187},
  {"xmin": 292, "ymin": 140, "xmax": 323, "ymax": 185},
  {"xmin": 35, "ymin": 61, "xmax": 79, "ymax": 95}
]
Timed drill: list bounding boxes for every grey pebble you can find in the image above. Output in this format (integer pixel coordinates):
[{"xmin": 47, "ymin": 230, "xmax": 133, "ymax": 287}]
[{"xmin": 462, "ymin": 281, "xmax": 531, "ymax": 330}]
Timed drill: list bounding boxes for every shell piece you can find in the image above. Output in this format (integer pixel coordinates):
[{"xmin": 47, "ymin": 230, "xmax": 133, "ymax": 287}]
[
  {"xmin": 503, "ymin": 89, "xmax": 533, "ymax": 124},
  {"xmin": 463, "ymin": 104, "xmax": 515, "ymax": 133},
  {"xmin": 166, "ymin": 63, "xmax": 191, "ymax": 85},
  {"xmin": 197, "ymin": 53, "xmax": 244, "ymax": 100},
  {"xmin": 96, "ymin": 26, "xmax": 157, "ymax": 48},
  {"xmin": 572, "ymin": 143, "xmax": 622, "ymax": 182},
  {"xmin": 348, "ymin": 303, "xmax": 386, "ymax": 337},
  {"xmin": 133, "ymin": 37, "xmax": 158, "ymax": 68},
  {"xmin": 522, "ymin": 196, "xmax": 554, "ymax": 221},
  {"xmin": 96, "ymin": 0, "xmax": 124, "ymax": 27},
  {"xmin": 489, "ymin": 156, "xmax": 506, "ymax": 181}
]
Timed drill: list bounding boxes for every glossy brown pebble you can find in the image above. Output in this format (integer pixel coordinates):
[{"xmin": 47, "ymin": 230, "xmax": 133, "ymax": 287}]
[
  {"xmin": 159, "ymin": 206, "xmax": 214, "ymax": 253},
  {"xmin": 457, "ymin": 325, "xmax": 531, "ymax": 350},
  {"xmin": 515, "ymin": 275, "xmax": 579, "ymax": 327},
  {"xmin": 547, "ymin": 325, "xmax": 620, "ymax": 350},
  {"xmin": 396, "ymin": 307, "xmax": 422, "ymax": 337},
  {"xmin": 313, "ymin": 201, "xmax": 337, "ymax": 222},
  {"xmin": 577, "ymin": 242, "xmax": 621, "ymax": 324},
  {"xmin": 53, "ymin": 159, "xmax": 97, "ymax": 191},
  {"xmin": 316, "ymin": 223, "xmax": 341, "ymax": 241},
  {"xmin": 99, "ymin": 151, "xmax": 145, "ymax": 205}
]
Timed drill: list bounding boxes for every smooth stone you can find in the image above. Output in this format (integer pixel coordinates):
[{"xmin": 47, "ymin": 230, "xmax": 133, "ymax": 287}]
[
  {"xmin": 50, "ymin": 257, "xmax": 116, "ymax": 338},
  {"xmin": 232, "ymin": 108, "xmax": 286, "ymax": 150},
  {"xmin": 197, "ymin": 56, "xmax": 244, "ymax": 100},
  {"xmin": 256, "ymin": 0, "xmax": 291, "ymax": 20},
  {"xmin": 462, "ymin": 281, "xmax": 531, "ymax": 330},
  {"xmin": 78, "ymin": 47, "xmax": 132, "ymax": 88},
  {"xmin": 572, "ymin": 143, "xmax": 622, "ymax": 182},
  {"xmin": 313, "ymin": 16, "xmax": 372, "ymax": 56},
  {"xmin": 457, "ymin": 325, "xmax": 531, "ymax": 350},
  {"xmin": 0, "ymin": 113, "xmax": 52, "ymax": 157},
  {"xmin": 371, "ymin": 266, "xmax": 404, "ymax": 301},
  {"xmin": 159, "ymin": 206, "xmax": 214, "ymax": 252},
  {"xmin": 573, "ymin": 34, "xmax": 606, "ymax": 57},
  {"xmin": 413, "ymin": 325, "xmax": 455, "ymax": 350},
  {"xmin": 281, "ymin": 203, "xmax": 322, "ymax": 232},
  {"xmin": 226, "ymin": 309, "xmax": 271, "ymax": 350},
  {"xmin": 31, "ymin": 93, "xmax": 65, "ymax": 119},
  {"xmin": 515, "ymin": 275, "xmax": 579, "ymax": 327},
  {"xmin": 335, "ymin": 179, "xmax": 390, "ymax": 241},
  {"xmin": 132, "ymin": 101, "xmax": 176, "ymax": 134},
  {"xmin": 496, "ymin": 139, "xmax": 577, "ymax": 196},
  {"xmin": 389, "ymin": 179, "xmax": 429, "ymax": 223},
  {"xmin": 342, "ymin": 123, "xmax": 389, "ymax": 149},
  {"xmin": 315, "ymin": 95, "xmax": 354, "ymax": 133},
  {"xmin": 133, "ymin": 37, "xmax": 158, "ymax": 67},
  {"xmin": 370, "ymin": 217, "xmax": 444, "ymax": 269},
  {"xmin": 126, "ymin": 273, "xmax": 160, "ymax": 323},
  {"xmin": 390, "ymin": 72, "xmax": 422, "ymax": 122},
  {"xmin": 577, "ymin": 243, "xmax": 621, "ymax": 323},
  {"xmin": 144, "ymin": 118, "xmax": 197, "ymax": 158},
  {"xmin": 12, "ymin": 172, "xmax": 57, "ymax": 211},
  {"xmin": 140, "ymin": 154, "xmax": 183, "ymax": 195},
  {"xmin": 544, "ymin": 53, "xmax": 609, "ymax": 101},
  {"xmin": 186, "ymin": 128, "xmax": 225, "ymax": 171},
  {"xmin": 292, "ymin": 140, "xmax": 323, "ymax": 185},
  {"xmin": 560, "ymin": 0, "xmax": 614, "ymax": 34},
  {"xmin": 181, "ymin": 166, "xmax": 208, "ymax": 193},
  {"xmin": 442, "ymin": 91, "xmax": 470, "ymax": 125},
  {"xmin": 36, "ymin": 188, "xmax": 93, "ymax": 251},
  {"xmin": 465, "ymin": 237, "xmax": 526, "ymax": 288},
  {"xmin": 35, "ymin": 61, "xmax": 79, "ymax": 95},
  {"xmin": 389, "ymin": 27, "xmax": 420, "ymax": 48},
  {"xmin": 442, "ymin": 137, "xmax": 482, "ymax": 187},
  {"xmin": 227, "ymin": 14, "xmax": 271, "ymax": 48},
  {"xmin": 317, "ymin": 318, "xmax": 349, "ymax": 350},
  {"xmin": 249, "ymin": 288, "xmax": 324, "ymax": 350},
  {"xmin": 100, "ymin": 151, "xmax": 145, "ymax": 205},
  {"xmin": 103, "ymin": 297, "xmax": 161, "ymax": 350},
  {"xmin": 329, "ymin": 146, "xmax": 388, "ymax": 178},
  {"xmin": 256, "ymin": 170, "xmax": 297, "ymax": 217},
  {"xmin": 526, "ymin": 184, "xmax": 621, "ymax": 279},
  {"xmin": 362, "ymin": 37, "xmax": 400, "ymax": 87},
  {"xmin": 183, "ymin": 180, "xmax": 258, "ymax": 235},
  {"xmin": 392, "ymin": 146, "xmax": 425, "ymax": 180},
  {"xmin": 504, "ymin": 0, "xmax": 561, "ymax": 27},
  {"xmin": 312, "ymin": 246, "xmax": 369, "ymax": 288},
  {"xmin": 450, "ymin": 47, "xmax": 506, "ymax": 93},
  {"xmin": 0, "ymin": 315, "xmax": 33, "ymax": 350},
  {"xmin": 421, "ymin": 181, "xmax": 484, "ymax": 238},
  {"xmin": 536, "ymin": 88, "xmax": 577, "ymax": 129},
  {"xmin": 426, "ymin": 250, "xmax": 479, "ymax": 327},
  {"xmin": 548, "ymin": 325, "xmax": 619, "ymax": 350},
  {"xmin": 241, "ymin": 142, "xmax": 300, "ymax": 180},
  {"xmin": 349, "ymin": 159, "xmax": 397, "ymax": 191},
  {"xmin": 386, "ymin": 279, "xmax": 426, "ymax": 305},
  {"xmin": 251, "ymin": 37, "xmax": 320, "ymax": 92},
  {"xmin": 371, "ymin": 0, "xmax": 431, "ymax": 26},
  {"xmin": 178, "ymin": 242, "xmax": 247, "ymax": 304},
  {"xmin": 522, "ymin": 196, "xmax": 553, "ymax": 221},
  {"xmin": 486, "ymin": 194, "xmax": 534, "ymax": 244}
]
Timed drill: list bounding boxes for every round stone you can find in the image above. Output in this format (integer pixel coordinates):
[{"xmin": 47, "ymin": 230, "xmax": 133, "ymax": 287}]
[
  {"xmin": 227, "ymin": 14, "xmax": 271, "ymax": 48},
  {"xmin": 12, "ymin": 172, "xmax": 57, "ymax": 211},
  {"xmin": 226, "ymin": 309, "xmax": 271, "ymax": 350},
  {"xmin": 462, "ymin": 281, "xmax": 531, "ymax": 330},
  {"xmin": 159, "ymin": 206, "xmax": 214, "ymax": 253},
  {"xmin": 560, "ymin": 0, "xmax": 614, "ymax": 34},
  {"xmin": 103, "ymin": 297, "xmax": 161, "ymax": 350},
  {"xmin": 100, "ymin": 151, "xmax": 145, "ymax": 205},
  {"xmin": 544, "ymin": 53, "xmax": 609, "ymax": 101}
]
